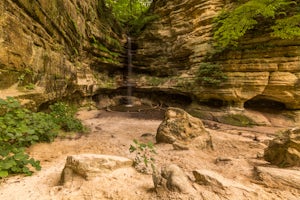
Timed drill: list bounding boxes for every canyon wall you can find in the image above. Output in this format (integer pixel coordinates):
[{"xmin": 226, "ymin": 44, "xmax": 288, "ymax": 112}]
[
  {"xmin": 0, "ymin": 0, "xmax": 125, "ymax": 108},
  {"xmin": 134, "ymin": 0, "xmax": 300, "ymax": 110},
  {"xmin": 0, "ymin": 0, "xmax": 299, "ymax": 112}
]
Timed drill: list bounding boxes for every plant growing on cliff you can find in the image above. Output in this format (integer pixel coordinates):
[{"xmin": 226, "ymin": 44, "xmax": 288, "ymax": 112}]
[
  {"xmin": 196, "ymin": 63, "xmax": 227, "ymax": 86},
  {"xmin": 214, "ymin": 0, "xmax": 300, "ymax": 49}
]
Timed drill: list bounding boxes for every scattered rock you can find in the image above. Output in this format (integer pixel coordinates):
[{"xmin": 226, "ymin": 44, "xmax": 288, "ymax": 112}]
[
  {"xmin": 215, "ymin": 157, "xmax": 232, "ymax": 164},
  {"xmin": 264, "ymin": 127, "xmax": 300, "ymax": 167},
  {"xmin": 254, "ymin": 166, "xmax": 300, "ymax": 190},
  {"xmin": 156, "ymin": 107, "xmax": 212, "ymax": 150},
  {"xmin": 172, "ymin": 141, "xmax": 189, "ymax": 150},
  {"xmin": 60, "ymin": 154, "xmax": 133, "ymax": 184},
  {"xmin": 161, "ymin": 164, "xmax": 195, "ymax": 194},
  {"xmin": 193, "ymin": 169, "xmax": 256, "ymax": 196}
]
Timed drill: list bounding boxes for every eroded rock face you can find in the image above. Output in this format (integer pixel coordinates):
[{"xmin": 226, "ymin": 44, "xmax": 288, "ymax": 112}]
[
  {"xmin": 134, "ymin": 0, "xmax": 300, "ymax": 110},
  {"xmin": 60, "ymin": 154, "xmax": 133, "ymax": 184},
  {"xmin": 254, "ymin": 166, "xmax": 300, "ymax": 190},
  {"xmin": 264, "ymin": 127, "xmax": 300, "ymax": 167},
  {"xmin": 0, "ymin": 0, "xmax": 124, "ymax": 106},
  {"xmin": 156, "ymin": 107, "xmax": 212, "ymax": 149}
]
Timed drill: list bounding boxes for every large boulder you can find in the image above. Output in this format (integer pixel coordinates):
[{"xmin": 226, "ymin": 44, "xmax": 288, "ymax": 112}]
[
  {"xmin": 156, "ymin": 107, "xmax": 212, "ymax": 149},
  {"xmin": 264, "ymin": 127, "xmax": 300, "ymax": 167}
]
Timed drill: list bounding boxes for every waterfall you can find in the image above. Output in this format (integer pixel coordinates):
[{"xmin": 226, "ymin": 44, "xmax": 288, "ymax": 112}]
[{"xmin": 125, "ymin": 36, "xmax": 133, "ymax": 107}]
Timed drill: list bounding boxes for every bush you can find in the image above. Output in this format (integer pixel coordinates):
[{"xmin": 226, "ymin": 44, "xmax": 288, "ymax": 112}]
[
  {"xmin": 49, "ymin": 102, "xmax": 85, "ymax": 133},
  {"xmin": 0, "ymin": 98, "xmax": 86, "ymax": 178},
  {"xmin": 0, "ymin": 97, "xmax": 58, "ymax": 177}
]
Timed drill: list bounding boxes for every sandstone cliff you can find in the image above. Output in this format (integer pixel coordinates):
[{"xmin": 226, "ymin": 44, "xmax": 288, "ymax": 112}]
[
  {"xmin": 0, "ymin": 0, "xmax": 125, "ymax": 108},
  {"xmin": 1, "ymin": 0, "xmax": 299, "ymax": 114},
  {"xmin": 134, "ymin": 0, "xmax": 300, "ymax": 110}
]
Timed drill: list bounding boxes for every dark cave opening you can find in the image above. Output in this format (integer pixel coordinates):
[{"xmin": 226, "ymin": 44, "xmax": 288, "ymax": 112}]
[
  {"xmin": 199, "ymin": 98, "xmax": 228, "ymax": 108},
  {"xmin": 92, "ymin": 87, "xmax": 193, "ymax": 109},
  {"xmin": 244, "ymin": 97, "xmax": 286, "ymax": 112}
]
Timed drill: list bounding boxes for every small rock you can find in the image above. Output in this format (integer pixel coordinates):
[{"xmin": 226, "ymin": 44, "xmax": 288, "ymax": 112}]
[
  {"xmin": 161, "ymin": 164, "xmax": 195, "ymax": 194},
  {"xmin": 172, "ymin": 141, "xmax": 189, "ymax": 150},
  {"xmin": 215, "ymin": 157, "xmax": 232, "ymax": 164}
]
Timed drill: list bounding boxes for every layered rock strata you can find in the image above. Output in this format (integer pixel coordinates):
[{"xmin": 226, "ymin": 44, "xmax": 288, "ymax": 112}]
[
  {"xmin": 0, "ymin": 0, "xmax": 125, "ymax": 107},
  {"xmin": 134, "ymin": 0, "xmax": 300, "ymax": 110}
]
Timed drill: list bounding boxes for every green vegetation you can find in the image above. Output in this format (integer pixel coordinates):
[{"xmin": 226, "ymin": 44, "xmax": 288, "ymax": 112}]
[
  {"xmin": 214, "ymin": 0, "xmax": 300, "ymax": 49},
  {"xmin": 49, "ymin": 102, "xmax": 85, "ymax": 133},
  {"xmin": 104, "ymin": 0, "xmax": 157, "ymax": 34},
  {"xmin": 129, "ymin": 139, "xmax": 157, "ymax": 174},
  {"xmin": 196, "ymin": 63, "xmax": 227, "ymax": 86},
  {"xmin": 105, "ymin": 0, "xmax": 152, "ymax": 24},
  {"xmin": 0, "ymin": 98, "xmax": 85, "ymax": 178},
  {"xmin": 218, "ymin": 114, "xmax": 257, "ymax": 127}
]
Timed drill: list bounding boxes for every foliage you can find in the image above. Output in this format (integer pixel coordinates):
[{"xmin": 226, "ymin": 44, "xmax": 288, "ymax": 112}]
[
  {"xmin": 105, "ymin": 0, "xmax": 152, "ymax": 24},
  {"xmin": 0, "ymin": 97, "xmax": 58, "ymax": 178},
  {"xmin": 196, "ymin": 63, "xmax": 227, "ymax": 86},
  {"xmin": 104, "ymin": 0, "xmax": 156, "ymax": 34},
  {"xmin": 0, "ymin": 98, "xmax": 86, "ymax": 178},
  {"xmin": 49, "ymin": 102, "xmax": 85, "ymax": 133},
  {"xmin": 214, "ymin": 0, "xmax": 300, "ymax": 48},
  {"xmin": 129, "ymin": 139, "xmax": 157, "ymax": 174}
]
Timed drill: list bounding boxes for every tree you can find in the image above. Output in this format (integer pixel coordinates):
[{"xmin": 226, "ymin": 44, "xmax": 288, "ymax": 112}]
[
  {"xmin": 213, "ymin": 0, "xmax": 300, "ymax": 49},
  {"xmin": 105, "ymin": 0, "xmax": 152, "ymax": 24}
]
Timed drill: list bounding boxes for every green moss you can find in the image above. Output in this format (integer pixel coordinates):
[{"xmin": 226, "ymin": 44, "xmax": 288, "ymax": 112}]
[
  {"xmin": 218, "ymin": 114, "xmax": 257, "ymax": 127},
  {"xmin": 143, "ymin": 76, "xmax": 168, "ymax": 86}
]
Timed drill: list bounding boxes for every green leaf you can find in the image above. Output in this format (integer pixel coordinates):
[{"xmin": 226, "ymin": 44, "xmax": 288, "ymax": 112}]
[{"xmin": 0, "ymin": 170, "xmax": 8, "ymax": 177}]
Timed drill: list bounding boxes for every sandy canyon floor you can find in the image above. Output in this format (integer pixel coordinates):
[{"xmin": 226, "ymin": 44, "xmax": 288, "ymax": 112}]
[{"xmin": 0, "ymin": 108, "xmax": 299, "ymax": 200}]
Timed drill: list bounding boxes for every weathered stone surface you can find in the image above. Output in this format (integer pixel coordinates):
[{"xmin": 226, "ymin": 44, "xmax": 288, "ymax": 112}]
[
  {"xmin": 161, "ymin": 164, "xmax": 195, "ymax": 194},
  {"xmin": 254, "ymin": 166, "xmax": 300, "ymax": 190},
  {"xmin": 0, "ymin": 0, "xmax": 124, "ymax": 106},
  {"xmin": 134, "ymin": 0, "xmax": 300, "ymax": 110},
  {"xmin": 193, "ymin": 169, "xmax": 257, "ymax": 198},
  {"xmin": 264, "ymin": 127, "xmax": 300, "ymax": 167},
  {"xmin": 60, "ymin": 154, "xmax": 133, "ymax": 183},
  {"xmin": 156, "ymin": 107, "xmax": 212, "ymax": 149}
]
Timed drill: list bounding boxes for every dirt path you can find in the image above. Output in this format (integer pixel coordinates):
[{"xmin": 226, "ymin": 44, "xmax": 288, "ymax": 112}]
[{"xmin": 0, "ymin": 109, "xmax": 298, "ymax": 200}]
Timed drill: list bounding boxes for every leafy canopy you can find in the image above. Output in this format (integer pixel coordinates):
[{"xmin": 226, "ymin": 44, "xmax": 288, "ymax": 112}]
[
  {"xmin": 105, "ymin": 0, "xmax": 152, "ymax": 24},
  {"xmin": 214, "ymin": 0, "xmax": 300, "ymax": 48}
]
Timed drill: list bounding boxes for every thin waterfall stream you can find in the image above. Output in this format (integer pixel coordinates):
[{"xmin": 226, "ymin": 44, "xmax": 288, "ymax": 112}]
[{"xmin": 125, "ymin": 36, "xmax": 133, "ymax": 107}]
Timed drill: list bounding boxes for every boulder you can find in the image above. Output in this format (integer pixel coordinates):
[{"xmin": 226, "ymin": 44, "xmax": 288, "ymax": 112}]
[
  {"xmin": 264, "ymin": 127, "xmax": 300, "ymax": 167},
  {"xmin": 161, "ymin": 164, "xmax": 195, "ymax": 194},
  {"xmin": 60, "ymin": 154, "xmax": 133, "ymax": 184},
  {"xmin": 156, "ymin": 107, "xmax": 212, "ymax": 149}
]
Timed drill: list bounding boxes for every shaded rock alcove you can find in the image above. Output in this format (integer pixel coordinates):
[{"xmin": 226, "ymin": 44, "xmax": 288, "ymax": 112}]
[{"xmin": 244, "ymin": 97, "xmax": 287, "ymax": 113}]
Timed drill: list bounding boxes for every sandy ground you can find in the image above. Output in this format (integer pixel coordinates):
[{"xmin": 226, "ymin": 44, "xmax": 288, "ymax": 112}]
[{"xmin": 0, "ymin": 109, "xmax": 299, "ymax": 200}]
